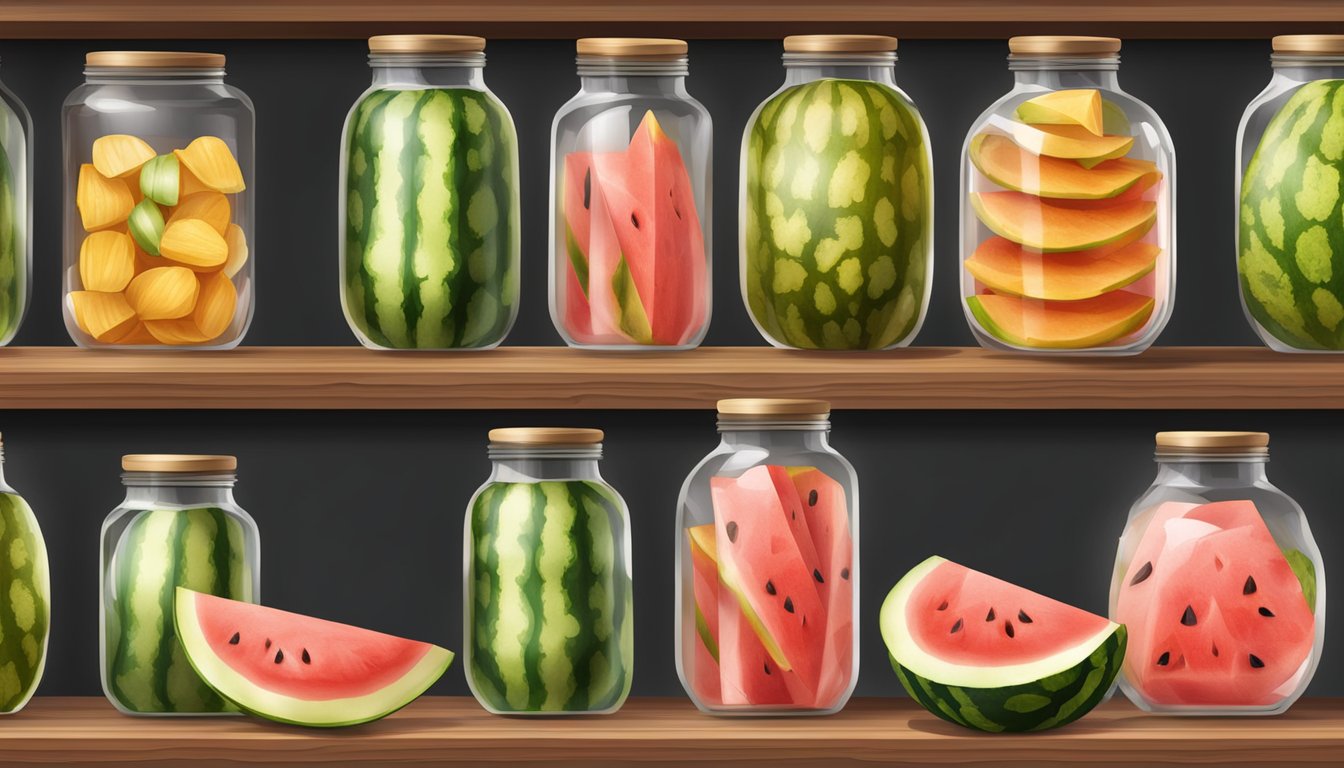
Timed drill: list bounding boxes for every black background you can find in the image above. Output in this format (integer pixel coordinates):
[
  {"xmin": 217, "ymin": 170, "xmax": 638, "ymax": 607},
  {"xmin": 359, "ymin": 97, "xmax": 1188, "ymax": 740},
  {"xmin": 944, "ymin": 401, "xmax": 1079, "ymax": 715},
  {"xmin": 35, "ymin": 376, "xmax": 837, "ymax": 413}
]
[{"xmin": 0, "ymin": 39, "xmax": 1335, "ymax": 698}]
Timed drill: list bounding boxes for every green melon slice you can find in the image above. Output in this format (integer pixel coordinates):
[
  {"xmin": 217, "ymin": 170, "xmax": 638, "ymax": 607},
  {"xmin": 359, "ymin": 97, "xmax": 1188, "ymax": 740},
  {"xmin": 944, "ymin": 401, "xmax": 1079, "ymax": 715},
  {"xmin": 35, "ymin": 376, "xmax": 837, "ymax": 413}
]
[
  {"xmin": 1016, "ymin": 89, "xmax": 1104, "ymax": 136},
  {"xmin": 966, "ymin": 236, "xmax": 1160, "ymax": 301},
  {"xmin": 986, "ymin": 115, "xmax": 1134, "ymax": 168},
  {"xmin": 971, "ymin": 191, "xmax": 1156, "ymax": 253},
  {"xmin": 967, "ymin": 290, "xmax": 1155, "ymax": 349},
  {"xmin": 970, "ymin": 133, "xmax": 1160, "ymax": 200}
]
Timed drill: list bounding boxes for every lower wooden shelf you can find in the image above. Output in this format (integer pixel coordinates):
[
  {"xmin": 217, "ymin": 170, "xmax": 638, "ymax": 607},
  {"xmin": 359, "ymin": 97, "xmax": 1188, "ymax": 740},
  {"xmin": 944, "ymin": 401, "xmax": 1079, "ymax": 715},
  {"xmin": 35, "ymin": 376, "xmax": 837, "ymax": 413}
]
[{"xmin": 0, "ymin": 697, "xmax": 1339, "ymax": 765}]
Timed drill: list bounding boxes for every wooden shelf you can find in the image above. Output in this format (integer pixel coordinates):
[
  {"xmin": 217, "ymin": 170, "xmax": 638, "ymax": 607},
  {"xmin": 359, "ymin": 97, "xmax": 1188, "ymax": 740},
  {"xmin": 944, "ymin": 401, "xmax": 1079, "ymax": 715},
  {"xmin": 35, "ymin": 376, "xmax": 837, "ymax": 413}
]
[
  {"xmin": 1, "ymin": 697, "xmax": 1339, "ymax": 765},
  {"xmin": 0, "ymin": 346, "xmax": 1332, "ymax": 411},
  {"xmin": 1, "ymin": 1, "xmax": 1342, "ymax": 38}
]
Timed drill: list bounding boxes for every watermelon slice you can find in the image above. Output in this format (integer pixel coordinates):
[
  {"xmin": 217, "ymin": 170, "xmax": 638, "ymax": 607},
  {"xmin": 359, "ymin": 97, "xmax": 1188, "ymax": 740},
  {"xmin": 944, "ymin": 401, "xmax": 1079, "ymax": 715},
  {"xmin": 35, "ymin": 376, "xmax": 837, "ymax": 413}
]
[
  {"xmin": 789, "ymin": 467, "xmax": 854, "ymax": 708},
  {"xmin": 174, "ymin": 588, "xmax": 454, "ymax": 727},
  {"xmin": 881, "ymin": 556, "xmax": 1125, "ymax": 732},
  {"xmin": 561, "ymin": 153, "xmax": 594, "ymax": 339},
  {"xmin": 687, "ymin": 525, "xmax": 722, "ymax": 705}
]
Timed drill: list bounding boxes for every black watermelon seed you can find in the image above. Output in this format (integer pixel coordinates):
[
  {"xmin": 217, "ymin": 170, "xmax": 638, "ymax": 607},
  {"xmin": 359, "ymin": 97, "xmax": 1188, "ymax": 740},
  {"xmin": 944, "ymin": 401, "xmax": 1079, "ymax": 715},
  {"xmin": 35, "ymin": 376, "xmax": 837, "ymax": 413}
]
[
  {"xmin": 1005, "ymin": 621, "xmax": 1015, "ymax": 639},
  {"xmin": 802, "ymin": 615, "xmax": 807, "ymax": 627},
  {"xmin": 1157, "ymin": 652, "xmax": 1170, "ymax": 666},
  {"xmin": 630, "ymin": 212, "xmax": 640, "ymax": 229},
  {"xmin": 1249, "ymin": 654, "xmax": 1265, "ymax": 669},
  {"xmin": 765, "ymin": 580, "xmax": 777, "ymax": 596},
  {"xmin": 302, "ymin": 649, "xmax": 311, "ymax": 665},
  {"xmin": 950, "ymin": 619, "xmax": 963, "ymax": 634},
  {"xmin": 274, "ymin": 650, "xmax": 284, "ymax": 664},
  {"xmin": 582, "ymin": 169, "xmax": 592, "ymax": 210},
  {"xmin": 813, "ymin": 569, "xmax": 825, "ymax": 584},
  {"xmin": 1212, "ymin": 643, "xmax": 1220, "ymax": 658},
  {"xmin": 985, "ymin": 608, "xmax": 996, "ymax": 622},
  {"xmin": 1244, "ymin": 576, "xmax": 1258, "ymax": 595},
  {"xmin": 726, "ymin": 521, "xmax": 738, "ymax": 543},
  {"xmin": 1130, "ymin": 561, "xmax": 1153, "ymax": 586},
  {"xmin": 808, "ymin": 490, "xmax": 818, "ymax": 506},
  {"xmin": 764, "ymin": 662, "xmax": 772, "ymax": 675},
  {"xmin": 1018, "ymin": 610, "xmax": 1033, "ymax": 624},
  {"xmin": 265, "ymin": 639, "xmax": 272, "ymax": 650},
  {"xmin": 1259, "ymin": 607, "xmax": 1275, "ymax": 618},
  {"xmin": 228, "ymin": 632, "xmax": 240, "ymax": 645},
  {"xmin": 937, "ymin": 600, "xmax": 948, "ymax": 611},
  {"xmin": 841, "ymin": 568, "xmax": 850, "ymax": 580},
  {"xmin": 1181, "ymin": 606, "xmax": 1197, "ymax": 626},
  {"xmin": 783, "ymin": 597, "xmax": 795, "ymax": 613}
]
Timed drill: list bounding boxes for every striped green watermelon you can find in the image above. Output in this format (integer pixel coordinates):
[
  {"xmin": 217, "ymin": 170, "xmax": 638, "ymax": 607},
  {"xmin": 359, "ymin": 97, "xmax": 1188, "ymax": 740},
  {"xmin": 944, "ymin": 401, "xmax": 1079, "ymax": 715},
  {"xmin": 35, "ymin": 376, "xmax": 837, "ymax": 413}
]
[
  {"xmin": 0, "ymin": 492, "xmax": 47, "ymax": 713},
  {"xmin": 466, "ymin": 481, "xmax": 633, "ymax": 714},
  {"xmin": 743, "ymin": 78, "xmax": 932, "ymax": 349},
  {"xmin": 103, "ymin": 507, "xmax": 255, "ymax": 714},
  {"xmin": 342, "ymin": 87, "xmax": 519, "ymax": 349},
  {"xmin": 1239, "ymin": 79, "xmax": 1344, "ymax": 350}
]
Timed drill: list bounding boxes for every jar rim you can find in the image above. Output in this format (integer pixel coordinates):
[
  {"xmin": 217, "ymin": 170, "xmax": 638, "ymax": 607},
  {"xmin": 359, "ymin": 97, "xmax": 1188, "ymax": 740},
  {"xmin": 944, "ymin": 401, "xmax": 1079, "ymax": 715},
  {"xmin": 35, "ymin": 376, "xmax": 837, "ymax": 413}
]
[
  {"xmin": 488, "ymin": 427, "xmax": 603, "ymax": 447},
  {"xmin": 122, "ymin": 454, "xmax": 237, "ymax": 473},
  {"xmin": 577, "ymin": 38, "xmax": 686, "ymax": 59},
  {"xmin": 368, "ymin": 35, "xmax": 485, "ymax": 54},
  {"xmin": 717, "ymin": 398, "xmax": 831, "ymax": 418},
  {"xmin": 1008, "ymin": 36, "xmax": 1121, "ymax": 57},
  {"xmin": 86, "ymin": 51, "xmax": 225, "ymax": 69},
  {"xmin": 1153, "ymin": 431, "xmax": 1269, "ymax": 458},
  {"xmin": 783, "ymin": 35, "xmax": 897, "ymax": 54},
  {"xmin": 1272, "ymin": 34, "xmax": 1344, "ymax": 55}
]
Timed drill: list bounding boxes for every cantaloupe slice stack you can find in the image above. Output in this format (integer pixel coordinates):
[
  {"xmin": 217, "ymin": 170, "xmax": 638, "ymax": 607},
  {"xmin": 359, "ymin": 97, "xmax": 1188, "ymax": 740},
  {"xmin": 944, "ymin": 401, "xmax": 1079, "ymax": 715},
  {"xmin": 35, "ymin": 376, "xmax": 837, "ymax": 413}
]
[{"xmin": 70, "ymin": 134, "xmax": 247, "ymax": 346}]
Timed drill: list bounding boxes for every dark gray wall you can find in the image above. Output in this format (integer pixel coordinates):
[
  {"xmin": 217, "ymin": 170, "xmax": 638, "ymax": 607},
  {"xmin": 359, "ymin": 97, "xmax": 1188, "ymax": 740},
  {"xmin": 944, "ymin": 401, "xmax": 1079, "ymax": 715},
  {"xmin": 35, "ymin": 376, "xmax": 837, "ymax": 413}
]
[{"xmin": 0, "ymin": 40, "xmax": 1333, "ymax": 700}]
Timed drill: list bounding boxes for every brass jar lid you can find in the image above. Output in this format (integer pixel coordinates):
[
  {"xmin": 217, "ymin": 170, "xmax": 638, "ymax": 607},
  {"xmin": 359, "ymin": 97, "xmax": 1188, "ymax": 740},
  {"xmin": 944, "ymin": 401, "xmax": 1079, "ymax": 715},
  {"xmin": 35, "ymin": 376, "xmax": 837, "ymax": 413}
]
[
  {"xmin": 784, "ymin": 35, "xmax": 897, "ymax": 53},
  {"xmin": 1154, "ymin": 431, "xmax": 1269, "ymax": 455},
  {"xmin": 368, "ymin": 35, "xmax": 486, "ymax": 54},
  {"xmin": 576, "ymin": 38, "xmax": 687, "ymax": 59},
  {"xmin": 86, "ymin": 51, "xmax": 226, "ymax": 69},
  {"xmin": 1272, "ymin": 35, "xmax": 1344, "ymax": 55},
  {"xmin": 1009, "ymin": 36, "xmax": 1121, "ymax": 56},
  {"xmin": 122, "ymin": 454, "xmax": 238, "ymax": 472},
  {"xmin": 488, "ymin": 428, "xmax": 604, "ymax": 446},
  {"xmin": 717, "ymin": 399, "xmax": 831, "ymax": 418}
]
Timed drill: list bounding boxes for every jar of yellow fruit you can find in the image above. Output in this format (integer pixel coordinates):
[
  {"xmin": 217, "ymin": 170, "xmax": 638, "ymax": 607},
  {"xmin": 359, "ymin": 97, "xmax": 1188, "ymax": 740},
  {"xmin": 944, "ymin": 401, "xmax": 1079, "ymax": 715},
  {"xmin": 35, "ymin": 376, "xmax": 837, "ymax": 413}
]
[{"xmin": 62, "ymin": 51, "xmax": 254, "ymax": 349}]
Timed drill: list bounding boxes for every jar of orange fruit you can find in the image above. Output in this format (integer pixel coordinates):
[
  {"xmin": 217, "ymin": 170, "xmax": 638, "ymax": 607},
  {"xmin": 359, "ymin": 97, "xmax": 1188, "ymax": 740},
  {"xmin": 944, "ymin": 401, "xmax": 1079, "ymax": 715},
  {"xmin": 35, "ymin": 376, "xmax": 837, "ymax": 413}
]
[{"xmin": 62, "ymin": 51, "xmax": 254, "ymax": 349}]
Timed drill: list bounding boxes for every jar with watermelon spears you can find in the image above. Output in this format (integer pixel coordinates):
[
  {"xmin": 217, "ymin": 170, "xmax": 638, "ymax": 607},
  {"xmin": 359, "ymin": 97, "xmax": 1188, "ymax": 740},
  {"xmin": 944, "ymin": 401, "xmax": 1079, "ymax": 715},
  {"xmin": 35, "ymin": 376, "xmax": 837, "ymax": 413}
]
[
  {"xmin": 63, "ymin": 52, "xmax": 254, "ymax": 349},
  {"xmin": 960, "ymin": 36, "xmax": 1174, "ymax": 355},
  {"xmin": 675, "ymin": 399, "xmax": 857, "ymax": 715},
  {"xmin": 1237, "ymin": 35, "xmax": 1344, "ymax": 352},
  {"xmin": 340, "ymin": 35, "xmax": 520, "ymax": 350},
  {"xmin": 1110, "ymin": 432, "xmax": 1324, "ymax": 715},
  {"xmin": 464, "ymin": 428, "xmax": 633, "ymax": 714},
  {"xmin": 100, "ymin": 454, "xmax": 260, "ymax": 715},
  {"xmin": 550, "ymin": 38, "xmax": 711, "ymax": 349},
  {"xmin": 742, "ymin": 35, "xmax": 932, "ymax": 350}
]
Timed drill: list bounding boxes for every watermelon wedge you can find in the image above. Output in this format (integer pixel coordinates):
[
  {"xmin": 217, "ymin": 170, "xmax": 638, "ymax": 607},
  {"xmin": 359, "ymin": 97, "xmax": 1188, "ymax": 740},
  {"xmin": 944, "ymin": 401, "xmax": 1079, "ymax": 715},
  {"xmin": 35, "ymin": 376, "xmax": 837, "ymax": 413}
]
[{"xmin": 174, "ymin": 588, "xmax": 454, "ymax": 727}]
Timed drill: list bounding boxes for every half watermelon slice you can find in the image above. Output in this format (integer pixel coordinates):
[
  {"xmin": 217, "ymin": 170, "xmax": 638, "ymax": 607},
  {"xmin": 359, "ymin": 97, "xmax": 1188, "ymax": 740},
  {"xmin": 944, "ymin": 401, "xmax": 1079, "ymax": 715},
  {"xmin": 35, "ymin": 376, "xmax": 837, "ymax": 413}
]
[{"xmin": 174, "ymin": 588, "xmax": 454, "ymax": 727}]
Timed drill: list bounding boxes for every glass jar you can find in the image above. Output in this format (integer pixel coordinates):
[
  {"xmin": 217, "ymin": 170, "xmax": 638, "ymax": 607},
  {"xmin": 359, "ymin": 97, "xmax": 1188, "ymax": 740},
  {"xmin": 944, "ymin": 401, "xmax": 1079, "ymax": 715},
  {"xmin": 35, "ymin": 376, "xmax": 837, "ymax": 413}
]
[
  {"xmin": 464, "ymin": 428, "xmax": 633, "ymax": 714},
  {"xmin": 0, "ymin": 435, "xmax": 48, "ymax": 714},
  {"xmin": 0, "ymin": 68, "xmax": 30, "ymax": 347},
  {"xmin": 1109, "ymin": 432, "xmax": 1324, "ymax": 715},
  {"xmin": 341, "ymin": 35, "xmax": 520, "ymax": 350},
  {"xmin": 100, "ymin": 454, "xmax": 260, "ymax": 715},
  {"xmin": 675, "ymin": 399, "xmax": 858, "ymax": 715},
  {"xmin": 63, "ymin": 52, "xmax": 254, "ymax": 349},
  {"xmin": 742, "ymin": 35, "xmax": 932, "ymax": 350},
  {"xmin": 549, "ymin": 38, "xmax": 711, "ymax": 349},
  {"xmin": 1236, "ymin": 35, "xmax": 1344, "ymax": 352},
  {"xmin": 960, "ymin": 36, "xmax": 1174, "ymax": 355}
]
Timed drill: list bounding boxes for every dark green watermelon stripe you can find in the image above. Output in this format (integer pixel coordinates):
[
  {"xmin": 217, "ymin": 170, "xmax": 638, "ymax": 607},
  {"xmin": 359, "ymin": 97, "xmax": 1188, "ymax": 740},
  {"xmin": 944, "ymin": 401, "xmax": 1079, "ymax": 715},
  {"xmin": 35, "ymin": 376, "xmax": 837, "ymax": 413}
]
[
  {"xmin": 150, "ymin": 511, "xmax": 187, "ymax": 711},
  {"xmin": 353, "ymin": 91, "xmax": 397, "ymax": 347},
  {"xmin": 561, "ymin": 484, "xmax": 596, "ymax": 711},
  {"xmin": 577, "ymin": 482, "xmax": 631, "ymax": 711},
  {"xmin": 519, "ymin": 484, "xmax": 550, "ymax": 710},
  {"xmin": 468, "ymin": 484, "xmax": 510, "ymax": 703},
  {"xmin": 398, "ymin": 92, "xmax": 433, "ymax": 348}
]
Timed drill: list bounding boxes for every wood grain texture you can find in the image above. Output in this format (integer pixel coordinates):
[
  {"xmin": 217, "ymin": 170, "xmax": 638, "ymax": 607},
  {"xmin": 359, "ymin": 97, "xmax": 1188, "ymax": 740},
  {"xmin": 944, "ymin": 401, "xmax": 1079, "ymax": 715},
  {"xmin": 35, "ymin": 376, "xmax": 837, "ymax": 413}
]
[
  {"xmin": 0, "ymin": 1, "xmax": 1342, "ymax": 38},
  {"xmin": 0, "ymin": 697, "xmax": 1339, "ymax": 765},
  {"xmin": 0, "ymin": 346, "xmax": 1331, "ymax": 410}
]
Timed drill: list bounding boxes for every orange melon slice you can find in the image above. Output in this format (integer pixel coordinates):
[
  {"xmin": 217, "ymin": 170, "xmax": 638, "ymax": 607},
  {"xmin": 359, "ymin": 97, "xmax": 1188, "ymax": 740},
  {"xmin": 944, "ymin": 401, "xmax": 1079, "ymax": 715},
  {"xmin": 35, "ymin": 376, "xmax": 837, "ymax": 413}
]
[
  {"xmin": 1015, "ymin": 89, "xmax": 1104, "ymax": 136},
  {"xmin": 985, "ymin": 115, "xmax": 1134, "ymax": 168},
  {"xmin": 971, "ymin": 191, "xmax": 1156, "ymax": 252},
  {"xmin": 967, "ymin": 290, "xmax": 1155, "ymax": 349},
  {"xmin": 966, "ymin": 236, "xmax": 1160, "ymax": 301},
  {"xmin": 969, "ymin": 133, "xmax": 1160, "ymax": 200}
]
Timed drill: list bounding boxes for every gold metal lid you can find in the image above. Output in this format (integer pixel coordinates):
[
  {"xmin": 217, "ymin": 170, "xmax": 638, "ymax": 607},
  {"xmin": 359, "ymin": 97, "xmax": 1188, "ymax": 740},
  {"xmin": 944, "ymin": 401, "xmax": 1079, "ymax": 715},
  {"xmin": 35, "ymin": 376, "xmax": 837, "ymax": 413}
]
[
  {"xmin": 488, "ymin": 428, "xmax": 604, "ymax": 446},
  {"xmin": 576, "ymin": 38, "xmax": 687, "ymax": 59},
  {"xmin": 717, "ymin": 399, "xmax": 831, "ymax": 418},
  {"xmin": 122, "ymin": 454, "xmax": 237, "ymax": 472},
  {"xmin": 1009, "ymin": 36, "xmax": 1121, "ymax": 56},
  {"xmin": 368, "ymin": 35, "xmax": 485, "ymax": 54},
  {"xmin": 1272, "ymin": 35, "xmax": 1344, "ymax": 55},
  {"xmin": 784, "ymin": 35, "xmax": 897, "ymax": 53},
  {"xmin": 86, "ymin": 51, "xmax": 226, "ymax": 69},
  {"xmin": 1155, "ymin": 431, "xmax": 1269, "ymax": 454}
]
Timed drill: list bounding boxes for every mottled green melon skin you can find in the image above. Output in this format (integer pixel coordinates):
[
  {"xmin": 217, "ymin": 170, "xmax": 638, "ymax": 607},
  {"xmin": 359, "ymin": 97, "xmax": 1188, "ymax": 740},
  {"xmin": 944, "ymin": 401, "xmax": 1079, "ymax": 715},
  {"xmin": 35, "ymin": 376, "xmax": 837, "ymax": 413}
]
[
  {"xmin": 743, "ymin": 78, "xmax": 931, "ymax": 349},
  {"xmin": 343, "ymin": 87, "xmax": 519, "ymax": 349},
  {"xmin": 0, "ymin": 493, "xmax": 48, "ymax": 713},
  {"xmin": 1239, "ymin": 79, "xmax": 1344, "ymax": 350},
  {"xmin": 891, "ymin": 626, "xmax": 1126, "ymax": 733}
]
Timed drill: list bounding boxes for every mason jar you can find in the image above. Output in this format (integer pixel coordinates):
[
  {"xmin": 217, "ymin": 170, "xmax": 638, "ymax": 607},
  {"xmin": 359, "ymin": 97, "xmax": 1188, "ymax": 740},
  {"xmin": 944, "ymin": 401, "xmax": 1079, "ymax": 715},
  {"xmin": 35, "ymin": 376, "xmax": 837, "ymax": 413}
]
[
  {"xmin": 341, "ymin": 35, "xmax": 520, "ymax": 350},
  {"xmin": 100, "ymin": 454, "xmax": 260, "ymax": 715},
  {"xmin": 0, "ymin": 68, "xmax": 31, "ymax": 346},
  {"xmin": 1110, "ymin": 432, "xmax": 1324, "ymax": 715},
  {"xmin": 0, "ymin": 434, "xmax": 48, "ymax": 714},
  {"xmin": 675, "ymin": 399, "xmax": 858, "ymax": 715},
  {"xmin": 464, "ymin": 428, "xmax": 633, "ymax": 714},
  {"xmin": 549, "ymin": 38, "xmax": 711, "ymax": 349},
  {"xmin": 63, "ymin": 51, "xmax": 254, "ymax": 348},
  {"xmin": 742, "ymin": 35, "xmax": 932, "ymax": 350},
  {"xmin": 961, "ymin": 36, "xmax": 1174, "ymax": 355},
  {"xmin": 1237, "ymin": 35, "xmax": 1344, "ymax": 352}
]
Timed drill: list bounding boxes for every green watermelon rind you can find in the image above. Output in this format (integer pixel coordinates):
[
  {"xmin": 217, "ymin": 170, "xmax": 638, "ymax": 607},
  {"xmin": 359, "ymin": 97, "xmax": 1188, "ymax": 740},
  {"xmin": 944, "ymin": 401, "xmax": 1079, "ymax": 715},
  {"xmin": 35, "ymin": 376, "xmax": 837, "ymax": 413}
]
[
  {"xmin": 1283, "ymin": 548, "xmax": 1319, "ymax": 613},
  {"xmin": 0, "ymin": 493, "xmax": 48, "ymax": 714},
  {"xmin": 173, "ymin": 588, "xmax": 454, "ymax": 728}
]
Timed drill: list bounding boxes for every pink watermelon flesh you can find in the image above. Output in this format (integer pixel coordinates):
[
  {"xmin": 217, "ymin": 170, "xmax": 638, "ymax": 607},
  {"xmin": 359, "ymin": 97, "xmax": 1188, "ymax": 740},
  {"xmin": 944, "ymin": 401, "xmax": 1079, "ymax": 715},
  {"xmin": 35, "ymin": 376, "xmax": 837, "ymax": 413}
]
[
  {"xmin": 718, "ymin": 582, "xmax": 794, "ymax": 706},
  {"xmin": 561, "ymin": 152, "xmax": 594, "ymax": 339},
  {"xmin": 688, "ymin": 525, "xmax": 722, "ymax": 705},
  {"xmin": 1116, "ymin": 500, "xmax": 1315, "ymax": 706},
  {"xmin": 790, "ymin": 467, "xmax": 854, "ymax": 708},
  {"xmin": 908, "ymin": 560, "xmax": 1114, "ymax": 668}
]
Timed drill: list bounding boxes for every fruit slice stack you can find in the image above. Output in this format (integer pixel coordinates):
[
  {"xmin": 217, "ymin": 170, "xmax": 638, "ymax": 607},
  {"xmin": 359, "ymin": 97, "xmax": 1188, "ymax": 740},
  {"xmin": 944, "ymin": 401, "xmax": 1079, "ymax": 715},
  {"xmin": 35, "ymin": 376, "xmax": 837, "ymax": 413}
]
[
  {"xmin": 965, "ymin": 89, "xmax": 1163, "ymax": 350},
  {"xmin": 70, "ymin": 134, "xmax": 248, "ymax": 346}
]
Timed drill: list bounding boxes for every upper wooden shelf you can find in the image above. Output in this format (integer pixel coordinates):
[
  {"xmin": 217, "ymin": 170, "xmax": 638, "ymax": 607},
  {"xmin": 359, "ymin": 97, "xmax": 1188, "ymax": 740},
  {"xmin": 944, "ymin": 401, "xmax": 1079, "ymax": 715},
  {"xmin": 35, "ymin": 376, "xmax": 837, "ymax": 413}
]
[
  {"xmin": 3, "ymin": 1, "xmax": 1343, "ymax": 38},
  {"xmin": 0, "ymin": 345, "xmax": 1332, "ymax": 410},
  {"xmin": 2, "ymin": 697, "xmax": 1339, "ymax": 765}
]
